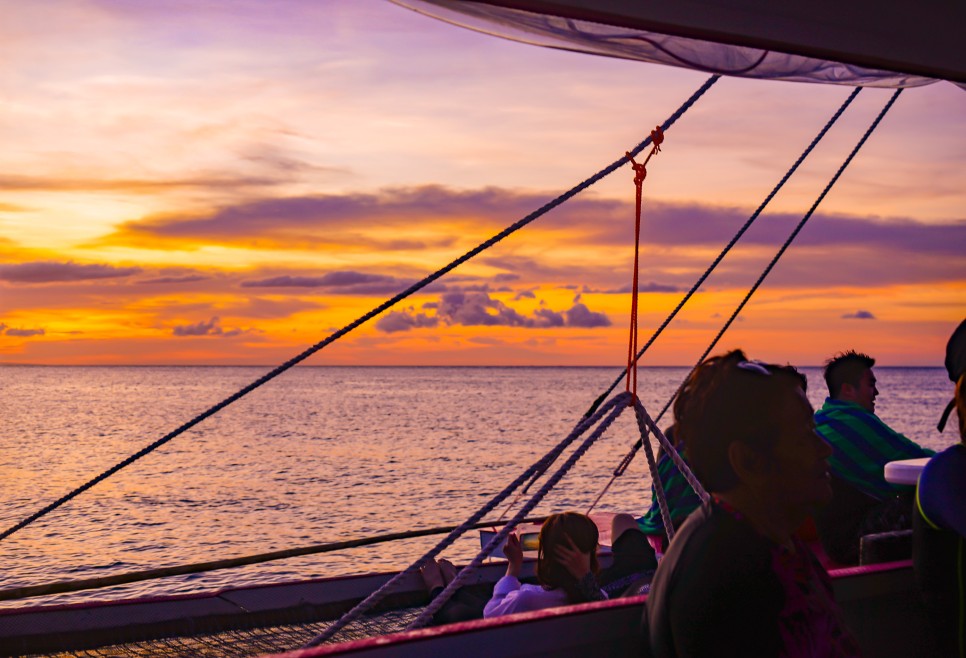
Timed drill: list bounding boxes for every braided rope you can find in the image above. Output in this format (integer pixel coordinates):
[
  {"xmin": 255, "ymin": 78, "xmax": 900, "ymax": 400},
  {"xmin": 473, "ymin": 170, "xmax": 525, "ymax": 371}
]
[
  {"xmin": 301, "ymin": 392, "xmax": 630, "ymax": 647},
  {"xmin": 584, "ymin": 86, "xmax": 865, "ymax": 514},
  {"xmin": 406, "ymin": 392, "xmax": 631, "ymax": 631},
  {"xmin": 589, "ymin": 87, "xmax": 902, "ymax": 518},
  {"xmin": 632, "ymin": 397, "xmax": 709, "ymax": 543},
  {"xmin": 689, "ymin": 88, "xmax": 904, "ymax": 378},
  {"xmin": 632, "ymin": 401, "xmax": 674, "ymax": 539},
  {"xmin": 0, "ymin": 516, "xmax": 551, "ymax": 603},
  {"xmin": 589, "ymin": 85, "xmax": 864, "ymax": 422},
  {"xmin": 0, "ymin": 74, "xmax": 721, "ymax": 545}
]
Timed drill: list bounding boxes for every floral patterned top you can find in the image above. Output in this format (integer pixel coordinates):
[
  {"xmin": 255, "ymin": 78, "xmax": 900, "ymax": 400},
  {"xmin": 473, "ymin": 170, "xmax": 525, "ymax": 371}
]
[{"xmin": 646, "ymin": 498, "xmax": 861, "ymax": 657}]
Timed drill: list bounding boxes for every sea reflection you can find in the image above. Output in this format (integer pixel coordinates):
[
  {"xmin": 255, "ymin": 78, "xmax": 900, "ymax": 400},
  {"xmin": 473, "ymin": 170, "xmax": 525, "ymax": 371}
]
[{"xmin": 0, "ymin": 365, "xmax": 951, "ymax": 608}]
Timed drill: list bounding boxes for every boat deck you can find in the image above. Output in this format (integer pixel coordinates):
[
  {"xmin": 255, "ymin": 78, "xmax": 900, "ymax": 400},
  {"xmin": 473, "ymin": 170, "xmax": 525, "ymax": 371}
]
[{"xmin": 29, "ymin": 608, "xmax": 422, "ymax": 658}]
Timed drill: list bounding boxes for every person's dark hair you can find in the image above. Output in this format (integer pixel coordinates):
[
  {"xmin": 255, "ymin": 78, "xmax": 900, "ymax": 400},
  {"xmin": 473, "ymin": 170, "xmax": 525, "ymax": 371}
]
[
  {"xmin": 536, "ymin": 512, "xmax": 599, "ymax": 602},
  {"xmin": 675, "ymin": 349, "xmax": 809, "ymax": 492},
  {"xmin": 955, "ymin": 377, "xmax": 965, "ymax": 441},
  {"xmin": 823, "ymin": 350, "xmax": 874, "ymax": 399},
  {"xmin": 940, "ymin": 318, "xmax": 966, "ymax": 437}
]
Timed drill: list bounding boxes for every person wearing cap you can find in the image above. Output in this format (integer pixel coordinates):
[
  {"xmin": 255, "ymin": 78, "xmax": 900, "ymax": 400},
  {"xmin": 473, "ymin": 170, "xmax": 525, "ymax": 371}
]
[
  {"xmin": 812, "ymin": 350, "xmax": 935, "ymax": 564},
  {"xmin": 644, "ymin": 350, "xmax": 859, "ymax": 657},
  {"xmin": 914, "ymin": 318, "xmax": 966, "ymax": 657}
]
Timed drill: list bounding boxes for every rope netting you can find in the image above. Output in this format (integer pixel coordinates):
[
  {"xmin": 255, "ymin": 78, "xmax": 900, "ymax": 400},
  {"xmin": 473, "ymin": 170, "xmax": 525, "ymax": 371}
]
[{"xmin": 21, "ymin": 609, "xmax": 420, "ymax": 658}]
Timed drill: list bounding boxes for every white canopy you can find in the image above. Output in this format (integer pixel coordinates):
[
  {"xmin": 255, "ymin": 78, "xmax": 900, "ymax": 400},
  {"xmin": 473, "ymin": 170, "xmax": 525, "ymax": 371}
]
[{"xmin": 392, "ymin": 0, "xmax": 966, "ymax": 89}]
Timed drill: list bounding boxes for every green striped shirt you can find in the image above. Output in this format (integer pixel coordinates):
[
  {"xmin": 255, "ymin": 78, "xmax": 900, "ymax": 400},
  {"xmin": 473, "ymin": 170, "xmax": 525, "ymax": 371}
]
[
  {"xmin": 638, "ymin": 450, "xmax": 701, "ymax": 535},
  {"xmin": 814, "ymin": 398, "xmax": 934, "ymax": 500}
]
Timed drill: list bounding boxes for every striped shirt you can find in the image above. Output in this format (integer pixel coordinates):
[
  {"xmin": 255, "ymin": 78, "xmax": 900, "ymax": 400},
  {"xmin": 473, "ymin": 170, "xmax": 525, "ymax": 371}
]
[
  {"xmin": 638, "ymin": 449, "xmax": 702, "ymax": 535},
  {"xmin": 814, "ymin": 398, "xmax": 934, "ymax": 500}
]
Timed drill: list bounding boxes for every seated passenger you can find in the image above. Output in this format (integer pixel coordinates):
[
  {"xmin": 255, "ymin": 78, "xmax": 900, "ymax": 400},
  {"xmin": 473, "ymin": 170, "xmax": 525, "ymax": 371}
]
[
  {"xmin": 637, "ymin": 425, "xmax": 702, "ymax": 556},
  {"xmin": 598, "ymin": 513, "xmax": 657, "ymax": 597},
  {"xmin": 644, "ymin": 350, "xmax": 859, "ymax": 658},
  {"xmin": 484, "ymin": 511, "xmax": 606, "ymax": 618},
  {"xmin": 423, "ymin": 512, "xmax": 653, "ymax": 625},
  {"xmin": 814, "ymin": 350, "xmax": 935, "ymax": 564},
  {"xmin": 914, "ymin": 318, "xmax": 966, "ymax": 657}
]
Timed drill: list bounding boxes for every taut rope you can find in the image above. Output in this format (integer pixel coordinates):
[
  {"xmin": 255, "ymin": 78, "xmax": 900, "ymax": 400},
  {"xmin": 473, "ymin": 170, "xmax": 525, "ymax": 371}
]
[
  {"xmin": 0, "ymin": 74, "xmax": 721, "ymax": 544},
  {"xmin": 523, "ymin": 88, "xmax": 864, "ymax": 513},
  {"xmin": 303, "ymin": 392, "xmax": 631, "ymax": 646},
  {"xmin": 585, "ymin": 87, "xmax": 902, "ymax": 521}
]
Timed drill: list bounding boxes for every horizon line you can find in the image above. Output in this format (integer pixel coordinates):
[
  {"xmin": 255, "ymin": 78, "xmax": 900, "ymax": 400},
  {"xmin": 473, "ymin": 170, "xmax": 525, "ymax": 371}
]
[{"xmin": 0, "ymin": 363, "xmax": 942, "ymax": 369}]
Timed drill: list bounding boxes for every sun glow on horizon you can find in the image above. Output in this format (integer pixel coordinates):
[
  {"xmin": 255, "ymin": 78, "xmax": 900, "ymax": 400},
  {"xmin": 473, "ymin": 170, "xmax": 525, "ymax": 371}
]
[{"xmin": 0, "ymin": 1, "xmax": 963, "ymax": 368}]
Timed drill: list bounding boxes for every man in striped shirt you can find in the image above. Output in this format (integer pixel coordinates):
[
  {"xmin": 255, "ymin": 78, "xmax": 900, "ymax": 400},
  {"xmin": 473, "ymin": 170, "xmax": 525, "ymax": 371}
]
[{"xmin": 813, "ymin": 350, "xmax": 934, "ymax": 564}]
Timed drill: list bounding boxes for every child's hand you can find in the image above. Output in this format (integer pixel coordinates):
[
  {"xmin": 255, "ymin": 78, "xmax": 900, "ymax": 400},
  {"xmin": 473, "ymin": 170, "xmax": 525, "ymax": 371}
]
[
  {"xmin": 555, "ymin": 536, "xmax": 591, "ymax": 580},
  {"xmin": 504, "ymin": 533, "xmax": 523, "ymax": 577}
]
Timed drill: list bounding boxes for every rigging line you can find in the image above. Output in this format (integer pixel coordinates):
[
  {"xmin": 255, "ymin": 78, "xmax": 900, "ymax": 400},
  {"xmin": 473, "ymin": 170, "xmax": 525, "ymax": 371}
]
[
  {"xmin": 0, "ymin": 516, "xmax": 551, "ymax": 603},
  {"xmin": 302, "ymin": 392, "xmax": 631, "ymax": 647},
  {"xmin": 0, "ymin": 74, "xmax": 720, "ymax": 545},
  {"xmin": 625, "ymin": 128, "xmax": 665, "ymax": 402},
  {"xmin": 591, "ymin": 87, "xmax": 903, "ymax": 513},
  {"xmin": 586, "ymin": 85, "xmax": 863, "ymax": 421},
  {"xmin": 632, "ymin": 396, "xmax": 709, "ymax": 544},
  {"xmin": 578, "ymin": 87, "xmax": 866, "ymax": 512},
  {"xmin": 684, "ymin": 88, "xmax": 905, "ymax": 392},
  {"xmin": 405, "ymin": 393, "xmax": 631, "ymax": 632},
  {"xmin": 582, "ymin": 86, "xmax": 864, "ymax": 511}
]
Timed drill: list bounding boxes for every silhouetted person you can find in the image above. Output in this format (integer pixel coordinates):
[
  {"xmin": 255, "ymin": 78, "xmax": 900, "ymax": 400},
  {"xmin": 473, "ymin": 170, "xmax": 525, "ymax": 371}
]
[
  {"xmin": 644, "ymin": 350, "xmax": 858, "ymax": 657},
  {"xmin": 814, "ymin": 350, "xmax": 934, "ymax": 564},
  {"xmin": 914, "ymin": 318, "xmax": 966, "ymax": 657}
]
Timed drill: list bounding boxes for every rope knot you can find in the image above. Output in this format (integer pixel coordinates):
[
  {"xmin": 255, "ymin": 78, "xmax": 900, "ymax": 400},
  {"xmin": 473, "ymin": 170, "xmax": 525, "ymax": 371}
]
[
  {"xmin": 624, "ymin": 151, "xmax": 648, "ymax": 187},
  {"xmin": 625, "ymin": 127, "xmax": 664, "ymax": 188}
]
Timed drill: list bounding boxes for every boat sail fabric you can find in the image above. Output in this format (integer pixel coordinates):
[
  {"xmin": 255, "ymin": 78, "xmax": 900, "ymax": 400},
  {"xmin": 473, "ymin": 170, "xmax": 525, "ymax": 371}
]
[{"xmin": 391, "ymin": 0, "xmax": 941, "ymax": 88}]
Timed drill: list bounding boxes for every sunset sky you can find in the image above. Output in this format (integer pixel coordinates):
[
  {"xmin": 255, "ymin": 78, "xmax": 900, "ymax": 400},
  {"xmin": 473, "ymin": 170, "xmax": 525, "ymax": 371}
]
[{"xmin": 1, "ymin": 0, "xmax": 963, "ymax": 367}]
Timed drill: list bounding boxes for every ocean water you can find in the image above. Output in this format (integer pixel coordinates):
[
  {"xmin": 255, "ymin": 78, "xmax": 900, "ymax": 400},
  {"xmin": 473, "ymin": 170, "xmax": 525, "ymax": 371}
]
[{"xmin": 0, "ymin": 365, "xmax": 955, "ymax": 609}]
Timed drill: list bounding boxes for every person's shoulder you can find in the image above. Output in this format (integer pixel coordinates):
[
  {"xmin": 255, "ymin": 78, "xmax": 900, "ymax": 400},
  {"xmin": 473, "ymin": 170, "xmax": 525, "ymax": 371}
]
[
  {"xmin": 815, "ymin": 398, "xmax": 863, "ymax": 424},
  {"xmin": 512, "ymin": 583, "xmax": 567, "ymax": 608},
  {"xmin": 661, "ymin": 504, "xmax": 773, "ymax": 582},
  {"xmin": 921, "ymin": 444, "xmax": 966, "ymax": 483},
  {"xmin": 918, "ymin": 444, "xmax": 966, "ymax": 534}
]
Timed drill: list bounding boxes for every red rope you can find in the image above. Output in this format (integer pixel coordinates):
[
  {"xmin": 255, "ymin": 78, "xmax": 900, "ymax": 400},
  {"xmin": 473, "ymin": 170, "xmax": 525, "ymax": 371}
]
[{"xmin": 624, "ymin": 127, "xmax": 664, "ymax": 404}]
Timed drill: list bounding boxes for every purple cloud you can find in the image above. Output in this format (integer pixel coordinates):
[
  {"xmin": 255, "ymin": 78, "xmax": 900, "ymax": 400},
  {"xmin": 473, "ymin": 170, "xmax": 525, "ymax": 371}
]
[
  {"xmin": 242, "ymin": 271, "xmax": 393, "ymax": 288},
  {"xmin": 139, "ymin": 275, "xmax": 208, "ymax": 285},
  {"xmin": 5, "ymin": 327, "xmax": 45, "ymax": 337},
  {"xmin": 580, "ymin": 282, "xmax": 679, "ymax": 294},
  {"xmin": 0, "ymin": 261, "xmax": 142, "ymax": 283},
  {"xmin": 172, "ymin": 316, "xmax": 246, "ymax": 337},
  {"xmin": 842, "ymin": 310, "xmax": 877, "ymax": 320},
  {"xmin": 240, "ymin": 270, "xmax": 452, "ymax": 296},
  {"xmin": 566, "ymin": 303, "xmax": 611, "ymax": 328},
  {"xmin": 376, "ymin": 310, "xmax": 439, "ymax": 333},
  {"xmin": 436, "ymin": 291, "xmax": 530, "ymax": 327},
  {"xmin": 533, "ymin": 307, "xmax": 566, "ymax": 327},
  {"xmin": 374, "ymin": 290, "xmax": 609, "ymax": 332}
]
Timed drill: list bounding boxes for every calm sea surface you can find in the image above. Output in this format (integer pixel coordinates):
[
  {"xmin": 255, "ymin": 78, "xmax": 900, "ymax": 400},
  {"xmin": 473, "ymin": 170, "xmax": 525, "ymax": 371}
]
[{"xmin": 0, "ymin": 365, "xmax": 954, "ymax": 609}]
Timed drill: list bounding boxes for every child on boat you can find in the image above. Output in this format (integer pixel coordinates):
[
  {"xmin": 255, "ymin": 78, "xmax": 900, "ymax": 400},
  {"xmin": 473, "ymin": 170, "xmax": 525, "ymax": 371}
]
[
  {"xmin": 484, "ymin": 511, "xmax": 606, "ymax": 617},
  {"xmin": 421, "ymin": 511, "xmax": 653, "ymax": 623}
]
